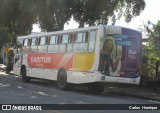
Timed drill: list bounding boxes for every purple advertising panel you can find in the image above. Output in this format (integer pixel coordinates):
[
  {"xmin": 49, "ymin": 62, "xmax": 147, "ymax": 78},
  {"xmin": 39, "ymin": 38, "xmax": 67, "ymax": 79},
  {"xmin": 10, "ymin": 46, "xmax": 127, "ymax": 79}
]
[
  {"xmin": 125, "ymin": 37, "xmax": 138, "ymax": 69},
  {"xmin": 98, "ymin": 27, "xmax": 142, "ymax": 78},
  {"xmin": 121, "ymin": 28, "xmax": 142, "ymax": 78}
]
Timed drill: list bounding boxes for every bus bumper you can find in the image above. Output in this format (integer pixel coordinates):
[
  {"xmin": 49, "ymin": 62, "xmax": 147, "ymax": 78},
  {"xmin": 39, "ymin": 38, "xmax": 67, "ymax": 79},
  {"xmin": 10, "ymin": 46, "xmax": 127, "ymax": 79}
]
[{"xmin": 94, "ymin": 71, "xmax": 141, "ymax": 85}]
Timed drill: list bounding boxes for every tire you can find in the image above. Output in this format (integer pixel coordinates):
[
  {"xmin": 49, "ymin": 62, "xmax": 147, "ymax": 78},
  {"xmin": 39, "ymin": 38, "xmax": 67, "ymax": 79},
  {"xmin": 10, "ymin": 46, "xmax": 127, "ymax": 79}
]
[
  {"xmin": 57, "ymin": 68, "xmax": 74, "ymax": 90},
  {"xmin": 57, "ymin": 69, "xmax": 68, "ymax": 90},
  {"xmin": 88, "ymin": 83, "xmax": 105, "ymax": 93},
  {"xmin": 21, "ymin": 67, "xmax": 31, "ymax": 82}
]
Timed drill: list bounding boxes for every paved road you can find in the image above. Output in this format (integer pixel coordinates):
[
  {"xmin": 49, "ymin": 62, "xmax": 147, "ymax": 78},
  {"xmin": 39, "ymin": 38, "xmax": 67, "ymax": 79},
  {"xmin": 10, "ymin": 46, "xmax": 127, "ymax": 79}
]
[{"xmin": 0, "ymin": 71, "xmax": 159, "ymax": 113}]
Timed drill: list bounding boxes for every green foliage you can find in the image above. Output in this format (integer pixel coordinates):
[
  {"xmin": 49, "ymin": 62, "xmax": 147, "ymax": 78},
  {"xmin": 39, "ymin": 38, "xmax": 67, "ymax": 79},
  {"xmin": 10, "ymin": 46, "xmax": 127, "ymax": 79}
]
[
  {"xmin": 0, "ymin": 0, "xmax": 37, "ymax": 45},
  {"xmin": 0, "ymin": 27, "xmax": 9, "ymax": 49},
  {"xmin": 37, "ymin": 0, "xmax": 72, "ymax": 31},
  {"xmin": 142, "ymin": 21, "xmax": 160, "ymax": 86},
  {"xmin": 0, "ymin": 0, "xmax": 146, "ymax": 48},
  {"xmin": 72, "ymin": 0, "xmax": 145, "ymax": 27}
]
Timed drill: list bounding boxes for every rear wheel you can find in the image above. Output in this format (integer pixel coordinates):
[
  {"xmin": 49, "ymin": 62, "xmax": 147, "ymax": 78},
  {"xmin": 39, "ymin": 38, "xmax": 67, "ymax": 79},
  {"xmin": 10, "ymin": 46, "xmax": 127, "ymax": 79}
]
[
  {"xmin": 21, "ymin": 67, "xmax": 31, "ymax": 82},
  {"xmin": 88, "ymin": 83, "xmax": 105, "ymax": 93}
]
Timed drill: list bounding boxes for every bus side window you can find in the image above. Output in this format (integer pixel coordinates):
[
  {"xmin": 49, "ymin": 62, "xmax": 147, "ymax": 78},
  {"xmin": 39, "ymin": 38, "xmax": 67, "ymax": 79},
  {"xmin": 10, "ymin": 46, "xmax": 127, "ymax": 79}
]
[
  {"xmin": 59, "ymin": 34, "xmax": 69, "ymax": 52},
  {"xmin": 23, "ymin": 39, "xmax": 30, "ymax": 53},
  {"xmin": 23, "ymin": 39, "xmax": 28, "ymax": 46},
  {"xmin": 66, "ymin": 34, "xmax": 73, "ymax": 52},
  {"xmin": 30, "ymin": 38, "xmax": 38, "ymax": 53},
  {"xmin": 28, "ymin": 39, "xmax": 31, "ymax": 46},
  {"xmin": 88, "ymin": 31, "xmax": 96, "ymax": 52},
  {"xmin": 17, "ymin": 39, "xmax": 23, "ymax": 53},
  {"xmin": 48, "ymin": 35, "xmax": 59, "ymax": 53},
  {"xmin": 73, "ymin": 32, "xmax": 88, "ymax": 52},
  {"xmin": 38, "ymin": 36, "xmax": 48, "ymax": 53}
]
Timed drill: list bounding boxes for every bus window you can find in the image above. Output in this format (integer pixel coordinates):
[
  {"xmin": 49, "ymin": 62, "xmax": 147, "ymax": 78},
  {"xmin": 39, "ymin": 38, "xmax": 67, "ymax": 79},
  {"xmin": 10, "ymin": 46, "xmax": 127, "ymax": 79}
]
[
  {"xmin": 48, "ymin": 35, "xmax": 59, "ymax": 53},
  {"xmin": 17, "ymin": 39, "xmax": 23, "ymax": 53},
  {"xmin": 39, "ymin": 37, "xmax": 46, "ymax": 45},
  {"xmin": 66, "ymin": 34, "xmax": 73, "ymax": 52},
  {"xmin": 75, "ymin": 33, "xmax": 83, "ymax": 42},
  {"xmin": 59, "ymin": 34, "xmax": 69, "ymax": 52},
  {"xmin": 23, "ymin": 39, "xmax": 28, "ymax": 46},
  {"xmin": 73, "ymin": 32, "xmax": 88, "ymax": 52},
  {"xmin": 38, "ymin": 36, "xmax": 47, "ymax": 53},
  {"xmin": 62, "ymin": 35, "xmax": 69, "ymax": 44},
  {"xmin": 68, "ymin": 34, "xmax": 73, "ymax": 43},
  {"xmin": 59, "ymin": 34, "xmax": 74, "ymax": 52},
  {"xmin": 49, "ymin": 35, "xmax": 58, "ymax": 44},
  {"xmin": 31, "ymin": 38, "xmax": 37, "ymax": 46},
  {"xmin": 88, "ymin": 31, "xmax": 96, "ymax": 52},
  {"xmin": 23, "ymin": 39, "xmax": 30, "ymax": 53},
  {"xmin": 30, "ymin": 38, "xmax": 38, "ymax": 52}
]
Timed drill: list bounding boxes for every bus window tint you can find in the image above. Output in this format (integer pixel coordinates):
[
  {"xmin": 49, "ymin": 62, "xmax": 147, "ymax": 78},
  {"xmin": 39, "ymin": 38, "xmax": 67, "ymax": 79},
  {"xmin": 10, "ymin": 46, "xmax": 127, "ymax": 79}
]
[
  {"xmin": 50, "ymin": 36, "xmax": 58, "ymax": 44},
  {"xmin": 48, "ymin": 35, "xmax": 59, "ymax": 53},
  {"xmin": 75, "ymin": 33, "xmax": 83, "ymax": 42},
  {"xmin": 23, "ymin": 39, "xmax": 30, "ymax": 53},
  {"xmin": 89, "ymin": 31, "xmax": 96, "ymax": 52},
  {"xmin": 59, "ymin": 34, "xmax": 69, "ymax": 52},
  {"xmin": 68, "ymin": 34, "xmax": 73, "ymax": 43},
  {"xmin": 73, "ymin": 32, "xmax": 88, "ymax": 52},
  {"xmin": 17, "ymin": 39, "xmax": 23, "ymax": 53},
  {"xmin": 66, "ymin": 34, "xmax": 73, "ymax": 52},
  {"xmin": 30, "ymin": 38, "xmax": 38, "ymax": 52},
  {"xmin": 83, "ymin": 32, "xmax": 89, "ymax": 42},
  {"xmin": 23, "ymin": 39, "xmax": 28, "ymax": 46},
  {"xmin": 38, "ymin": 37, "xmax": 47, "ymax": 53},
  {"xmin": 62, "ymin": 35, "xmax": 69, "ymax": 44},
  {"xmin": 39, "ymin": 37, "xmax": 46, "ymax": 45},
  {"xmin": 31, "ymin": 38, "xmax": 37, "ymax": 46}
]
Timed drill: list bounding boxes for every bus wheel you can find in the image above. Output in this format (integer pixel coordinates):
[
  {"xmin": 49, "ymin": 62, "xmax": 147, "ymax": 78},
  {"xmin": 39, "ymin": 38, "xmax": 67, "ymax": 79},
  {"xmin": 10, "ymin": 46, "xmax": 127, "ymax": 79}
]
[
  {"xmin": 21, "ymin": 67, "xmax": 30, "ymax": 82},
  {"xmin": 88, "ymin": 83, "xmax": 105, "ymax": 93},
  {"xmin": 57, "ymin": 69, "xmax": 68, "ymax": 90}
]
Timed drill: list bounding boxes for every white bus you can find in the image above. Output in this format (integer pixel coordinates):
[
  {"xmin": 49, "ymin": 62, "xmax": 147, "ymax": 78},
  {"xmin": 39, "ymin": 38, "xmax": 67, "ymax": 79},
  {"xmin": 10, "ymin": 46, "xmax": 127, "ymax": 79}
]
[{"xmin": 13, "ymin": 25, "xmax": 142, "ymax": 92}]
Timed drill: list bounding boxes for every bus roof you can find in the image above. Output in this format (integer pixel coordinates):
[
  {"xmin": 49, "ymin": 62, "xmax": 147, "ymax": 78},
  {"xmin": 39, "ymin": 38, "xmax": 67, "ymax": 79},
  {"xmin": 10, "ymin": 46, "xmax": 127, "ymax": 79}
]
[
  {"xmin": 17, "ymin": 25, "xmax": 101, "ymax": 40},
  {"xmin": 17, "ymin": 25, "xmax": 141, "ymax": 40}
]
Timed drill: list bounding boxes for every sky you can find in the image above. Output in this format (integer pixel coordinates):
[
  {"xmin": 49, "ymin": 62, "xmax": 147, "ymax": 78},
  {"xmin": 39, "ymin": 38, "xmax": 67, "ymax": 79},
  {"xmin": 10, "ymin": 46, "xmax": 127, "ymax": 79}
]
[{"xmin": 32, "ymin": 0, "xmax": 160, "ymax": 37}]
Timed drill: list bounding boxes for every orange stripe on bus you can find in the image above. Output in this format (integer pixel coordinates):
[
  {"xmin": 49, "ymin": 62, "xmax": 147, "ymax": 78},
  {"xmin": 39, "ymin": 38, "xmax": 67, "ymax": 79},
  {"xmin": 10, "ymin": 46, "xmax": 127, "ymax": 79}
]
[{"xmin": 27, "ymin": 53, "xmax": 73, "ymax": 69}]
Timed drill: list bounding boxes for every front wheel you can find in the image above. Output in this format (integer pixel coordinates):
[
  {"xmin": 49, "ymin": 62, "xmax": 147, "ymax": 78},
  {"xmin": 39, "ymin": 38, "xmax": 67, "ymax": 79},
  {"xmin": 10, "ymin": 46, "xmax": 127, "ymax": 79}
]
[
  {"xmin": 57, "ymin": 69, "xmax": 74, "ymax": 90},
  {"xmin": 88, "ymin": 83, "xmax": 105, "ymax": 93},
  {"xmin": 57, "ymin": 69, "xmax": 68, "ymax": 90},
  {"xmin": 21, "ymin": 67, "xmax": 31, "ymax": 82}
]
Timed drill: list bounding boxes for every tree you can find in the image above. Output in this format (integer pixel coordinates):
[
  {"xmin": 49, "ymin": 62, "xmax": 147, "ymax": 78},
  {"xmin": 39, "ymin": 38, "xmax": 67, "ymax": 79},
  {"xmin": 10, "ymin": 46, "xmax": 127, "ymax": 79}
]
[
  {"xmin": 0, "ymin": 27, "xmax": 9, "ymax": 49},
  {"xmin": 0, "ymin": 0, "xmax": 37, "ymax": 44},
  {"xmin": 140, "ymin": 21, "xmax": 160, "ymax": 85},
  {"xmin": 145, "ymin": 21, "xmax": 160, "ymax": 45},
  {"xmin": 37, "ymin": 0, "xmax": 72, "ymax": 31},
  {"xmin": 72, "ymin": 0, "xmax": 146, "ymax": 27},
  {"xmin": 0, "ymin": 0, "xmax": 146, "ymax": 48}
]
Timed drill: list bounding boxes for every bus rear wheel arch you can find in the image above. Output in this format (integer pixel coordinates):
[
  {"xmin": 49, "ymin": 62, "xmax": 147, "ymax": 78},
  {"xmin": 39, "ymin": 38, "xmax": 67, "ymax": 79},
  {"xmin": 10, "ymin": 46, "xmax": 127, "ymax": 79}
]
[{"xmin": 21, "ymin": 66, "xmax": 31, "ymax": 82}]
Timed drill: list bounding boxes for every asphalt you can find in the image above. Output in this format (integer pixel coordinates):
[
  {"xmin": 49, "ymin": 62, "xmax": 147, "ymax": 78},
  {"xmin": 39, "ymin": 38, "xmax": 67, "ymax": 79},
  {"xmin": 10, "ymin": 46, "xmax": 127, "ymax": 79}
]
[
  {"xmin": 105, "ymin": 84, "xmax": 160, "ymax": 102},
  {"xmin": 1, "ymin": 71, "xmax": 160, "ymax": 102}
]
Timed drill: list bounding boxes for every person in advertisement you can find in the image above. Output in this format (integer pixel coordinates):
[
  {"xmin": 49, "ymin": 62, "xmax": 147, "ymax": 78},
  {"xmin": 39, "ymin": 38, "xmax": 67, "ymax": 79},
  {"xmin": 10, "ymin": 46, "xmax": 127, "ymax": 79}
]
[{"xmin": 98, "ymin": 39, "xmax": 119, "ymax": 76}]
